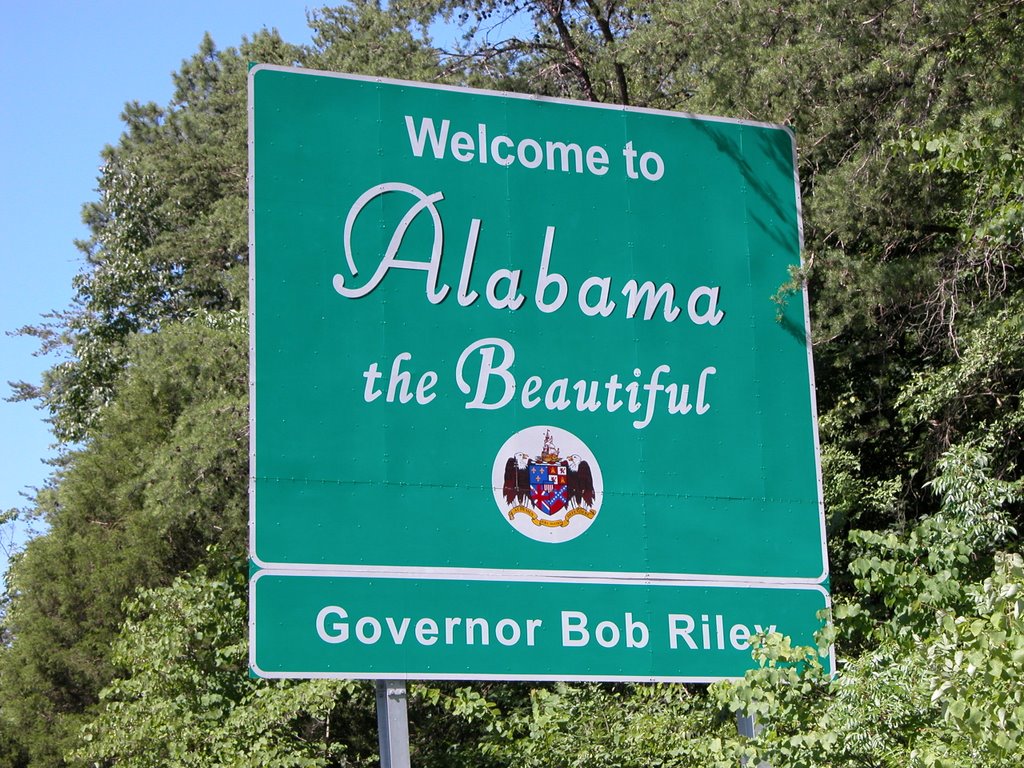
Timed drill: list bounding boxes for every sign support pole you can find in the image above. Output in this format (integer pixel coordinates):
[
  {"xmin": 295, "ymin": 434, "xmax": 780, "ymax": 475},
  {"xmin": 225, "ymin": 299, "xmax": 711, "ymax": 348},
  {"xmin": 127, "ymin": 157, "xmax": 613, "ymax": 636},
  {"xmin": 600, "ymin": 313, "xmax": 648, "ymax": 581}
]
[
  {"xmin": 736, "ymin": 712, "xmax": 769, "ymax": 768},
  {"xmin": 376, "ymin": 680, "xmax": 412, "ymax": 768}
]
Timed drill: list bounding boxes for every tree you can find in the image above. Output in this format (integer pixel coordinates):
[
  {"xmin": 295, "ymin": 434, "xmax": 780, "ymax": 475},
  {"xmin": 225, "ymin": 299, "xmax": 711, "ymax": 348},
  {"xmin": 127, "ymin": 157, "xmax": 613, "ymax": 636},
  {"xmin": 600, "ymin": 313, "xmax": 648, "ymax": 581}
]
[
  {"xmin": 1, "ymin": 13, "xmax": 453, "ymax": 765},
  {"xmin": 68, "ymin": 568, "xmax": 379, "ymax": 768},
  {"xmin": 13, "ymin": 30, "xmax": 301, "ymax": 444},
  {"xmin": 0, "ymin": 317, "xmax": 249, "ymax": 765}
]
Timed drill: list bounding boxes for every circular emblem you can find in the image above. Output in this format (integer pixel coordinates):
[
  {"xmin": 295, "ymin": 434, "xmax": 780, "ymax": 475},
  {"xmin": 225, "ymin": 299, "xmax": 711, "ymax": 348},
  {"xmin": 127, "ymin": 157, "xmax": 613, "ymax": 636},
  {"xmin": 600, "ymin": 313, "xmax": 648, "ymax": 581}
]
[{"xmin": 491, "ymin": 425, "xmax": 603, "ymax": 543}]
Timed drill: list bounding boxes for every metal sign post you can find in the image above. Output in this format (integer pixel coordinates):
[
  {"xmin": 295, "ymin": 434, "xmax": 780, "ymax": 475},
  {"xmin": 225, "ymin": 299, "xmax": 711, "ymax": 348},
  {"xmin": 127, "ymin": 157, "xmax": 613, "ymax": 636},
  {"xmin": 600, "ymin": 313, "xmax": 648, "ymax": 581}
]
[
  {"xmin": 736, "ymin": 712, "xmax": 769, "ymax": 768},
  {"xmin": 376, "ymin": 680, "xmax": 411, "ymax": 768}
]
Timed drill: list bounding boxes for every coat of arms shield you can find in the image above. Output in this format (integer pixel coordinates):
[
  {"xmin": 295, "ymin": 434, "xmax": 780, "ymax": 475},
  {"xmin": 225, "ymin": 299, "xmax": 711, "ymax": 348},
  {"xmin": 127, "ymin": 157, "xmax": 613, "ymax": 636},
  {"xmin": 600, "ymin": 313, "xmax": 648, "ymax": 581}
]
[
  {"xmin": 491, "ymin": 426, "xmax": 603, "ymax": 543},
  {"xmin": 529, "ymin": 463, "xmax": 569, "ymax": 516}
]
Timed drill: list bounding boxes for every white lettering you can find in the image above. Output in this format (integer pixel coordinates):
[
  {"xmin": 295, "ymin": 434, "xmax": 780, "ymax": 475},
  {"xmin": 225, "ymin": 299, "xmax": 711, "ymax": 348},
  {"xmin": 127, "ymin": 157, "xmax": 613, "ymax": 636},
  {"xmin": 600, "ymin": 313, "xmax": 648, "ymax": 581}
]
[
  {"xmin": 356, "ymin": 616, "xmax": 381, "ymax": 644},
  {"xmin": 404, "ymin": 116, "xmax": 449, "ymax": 158},
  {"xmin": 485, "ymin": 269, "xmax": 525, "ymax": 310},
  {"xmin": 605, "ymin": 374, "xmax": 624, "ymax": 412},
  {"xmin": 522, "ymin": 375, "xmax": 543, "ymax": 408},
  {"xmin": 478, "ymin": 123, "xmax": 488, "ymax": 163},
  {"xmin": 562, "ymin": 611, "xmax": 589, "ymax": 647},
  {"xmin": 517, "ymin": 138, "xmax": 543, "ymax": 168},
  {"xmin": 415, "ymin": 371, "xmax": 438, "ymax": 404},
  {"xmin": 586, "ymin": 145, "xmax": 609, "ymax": 175},
  {"xmin": 544, "ymin": 378, "xmax": 571, "ymax": 411},
  {"xmin": 622, "ymin": 141, "xmax": 639, "ymax": 179},
  {"xmin": 535, "ymin": 227, "xmax": 567, "ymax": 313},
  {"xmin": 314, "ymin": 606, "xmax": 545, "ymax": 649},
  {"xmin": 453, "ymin": 339, "xmax": 713, "ymax": 427},
  {"xmin": 362, "ymin": 362, "xmax": 383, "ymax": 402},
  {"xmin": 545, "ymin": 141, "xmax": 584, "ymax": 173},
  {"xmin": 668, "ymin": 613, "xmax": 698, "ymax": 650},
  {"xmin": 491, "ymin": 135, "xmax": 514, "ymax": 166},
  {"xmin": 622, "ymin": 279, "xmax": 681, "ymax": 322},
  {"xmin": 687, "ymin": 286, "xmax": 725, "ymax": 325},
  {"xmin": 626, "ymin": 371, "xmax": 643, "ymax": 413},
  {"xmin": 316, "ymin": 606, "xmax": 349, "ymax": 644},
  {"xmin": 634, "ymin": 365, "xmax": 671, "ymax": 429},
  {"xmin": 526, "ymin": 619, "xmax": 542, "ymax": 647},
  {"xmin": 625, "ymin": 613, "xmax": 649, "ymax": 648},
  {"xmin": 386, "ymin": 352, "xmax": 415, "ymax": 404},
  {"xmin": 667, "ymin": 383, "xmax": 692, "ymax": 414},
  {"xmin": 445, "ymin": 617, "xmax": 462, "ymax": 644},
  {"xmin": 730, "ymin": 623, "xmax": 751, "ymax": 650},
  {"xmin": 596, "ymin": 620, "xmax": 620, "ymax": 648},
  {"xmin": 334, "ymin": 187, "xmax": 725, "ymax": 333},
  {"xmin": 456, "ymin": 338, "xmax": 516, "ymax": 410},
  {"xmin": 579, "ymin": 276, "xmax": 616, "ymax": 317},
  {"xmin": 466, "ymin": 617, "xmax": 490, "ymax": 645},
  {"xmin": 451, "ymin": 130, "xmax": 475, "ymax": 161},
  {"xmin": 696, "ymin": 366, "xmax": 716, "ymax": 415},
  {"xmin": 496, "ymin": 619, "xmax": 521, "ymax": 646},
  {"xmin": 574, "ymin": 380, "xmax": 601, "ymax": 412},
  {"xmin": 457, "ymin": 219, "xmax": 481, "ymax": 306},
  {"xmin": 386, "ymin": 617, "xmax": 411, "ymax": 644},
  {"xmin": 640, "ymin": 150, "xmax": 665, "ymax": 181},
  {"xmin": 416, "ymin": 617, "xmax": 439, "ymax": 645},
  {"xmin": 334, "ymin": 182, "xmax": 449, "ymax": 304},
  {"xmin": 407, "ymin": 116, "xmax": 610, "ymax": 178}
]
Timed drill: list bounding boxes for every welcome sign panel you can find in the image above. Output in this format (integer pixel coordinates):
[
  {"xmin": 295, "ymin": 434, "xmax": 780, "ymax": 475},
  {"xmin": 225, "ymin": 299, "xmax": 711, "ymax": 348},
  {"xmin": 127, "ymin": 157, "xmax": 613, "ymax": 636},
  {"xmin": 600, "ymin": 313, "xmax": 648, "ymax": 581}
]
[
  {"xmin": 252, "ymin": 573, "xmax": 829, "ymax": 680},
  {"xmin": 250, "ymin": 66, "xmax": 829, "ymax": 679}
]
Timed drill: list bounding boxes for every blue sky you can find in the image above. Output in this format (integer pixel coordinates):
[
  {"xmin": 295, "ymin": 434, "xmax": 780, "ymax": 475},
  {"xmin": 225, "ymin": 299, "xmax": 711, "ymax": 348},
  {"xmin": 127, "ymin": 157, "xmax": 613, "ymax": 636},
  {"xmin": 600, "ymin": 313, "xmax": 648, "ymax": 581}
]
[{"xmin": 0, "ymin": 1, "xmax": 317, "ymax": 579}]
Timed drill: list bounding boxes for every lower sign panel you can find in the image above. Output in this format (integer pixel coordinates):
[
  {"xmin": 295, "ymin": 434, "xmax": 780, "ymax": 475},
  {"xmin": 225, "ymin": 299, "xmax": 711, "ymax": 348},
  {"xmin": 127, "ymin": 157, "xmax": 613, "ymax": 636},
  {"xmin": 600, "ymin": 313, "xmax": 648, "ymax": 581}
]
[{"xmin": 251, "ymin": 572, "xmax": 831, "ymax": 681}]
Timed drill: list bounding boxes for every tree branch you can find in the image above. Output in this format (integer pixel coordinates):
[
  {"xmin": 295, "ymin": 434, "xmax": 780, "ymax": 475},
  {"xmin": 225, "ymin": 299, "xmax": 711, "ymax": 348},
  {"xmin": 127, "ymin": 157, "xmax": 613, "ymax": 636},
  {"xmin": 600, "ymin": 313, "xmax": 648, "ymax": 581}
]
[
  {"xmin": 541, "ymin": 0, "xmax": 598, "ymax": 101},
  {"xmin": 584, "ymin": 0, "xmax": 629, "ymax": 104}
]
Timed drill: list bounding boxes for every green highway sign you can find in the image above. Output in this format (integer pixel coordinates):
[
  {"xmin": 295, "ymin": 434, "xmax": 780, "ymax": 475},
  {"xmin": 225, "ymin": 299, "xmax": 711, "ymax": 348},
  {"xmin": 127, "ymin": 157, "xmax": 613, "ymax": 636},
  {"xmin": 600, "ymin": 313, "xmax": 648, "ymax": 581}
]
[
  {"xmin": 252, "ymin": 573, "xmax": 828, "ymax": 680},
  {"xmin": 249, "ymin": 65, "xmax": 831, "ymax": 681}
]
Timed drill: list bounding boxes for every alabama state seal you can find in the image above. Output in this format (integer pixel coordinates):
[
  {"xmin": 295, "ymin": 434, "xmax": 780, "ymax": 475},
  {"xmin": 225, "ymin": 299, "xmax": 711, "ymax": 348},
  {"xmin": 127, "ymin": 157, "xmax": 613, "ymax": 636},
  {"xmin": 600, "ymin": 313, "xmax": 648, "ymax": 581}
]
[{"xmin": 491, "ymin": 425, "xmax": 603, "ymax": 543}]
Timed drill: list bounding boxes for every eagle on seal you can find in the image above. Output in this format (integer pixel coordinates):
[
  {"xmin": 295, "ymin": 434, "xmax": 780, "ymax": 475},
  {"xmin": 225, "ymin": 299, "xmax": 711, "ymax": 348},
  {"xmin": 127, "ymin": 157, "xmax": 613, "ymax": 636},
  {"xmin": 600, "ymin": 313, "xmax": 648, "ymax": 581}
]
[{"xmin": 502, "ymin": 445, "xmax": 595, "ymax": 510}]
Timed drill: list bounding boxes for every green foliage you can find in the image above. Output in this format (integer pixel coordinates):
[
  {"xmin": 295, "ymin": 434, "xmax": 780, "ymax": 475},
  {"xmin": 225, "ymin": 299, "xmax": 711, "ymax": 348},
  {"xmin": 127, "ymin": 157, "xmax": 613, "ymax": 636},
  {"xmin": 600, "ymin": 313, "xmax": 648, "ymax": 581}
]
[
  {"xmin": 305, "ymin": 1, "xmax": 443, "ymax": 80},
  {"xmin": 0, "ymin": 318, "xmax": 248, "ymax": 766},
  {"xmin": 847, "ymin": 518, "xmax": 979, "ymax": 641},
  {"xmin": 819, "ymin": 435, "xmax": 904, "ymax": 584},
  {"xmin": 699, "ymin": 438, "xmax": 1022, "ymax": 767},
  {"xmin": 69, "ymin": 567, "xmax": 528, "ymax": 768},
  {"xmin": 699, "ymin": 550, "xmax": 1024, "ymax": 768},
  {"xmin": 69, "ymin": 568, "xmax": 378, "ymax": 768},
  {"xmin": 845, "ymin": 440, "xmax": 1019, "ymax": 641},
  {"xmin": 20, "ymin": 30, "xmax": 301, "ymax": 443},
  {"xmin": 898, "ymin": 298, "xmax": 1024, "ymax": 475},
  {"xmin": 408, "ymin": 684, "xmax": 511, "ymax": 768},
  {"xmin": 703, "ymin": 634, "xmax": 838, "ymax": 768},
  {"xmin": 482, "ymin": 683, "xmax": 710, "ymax": 767},
  {"xmin": 923, "ymin": 553, "xmax": 1024, "ymax": 765}
]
